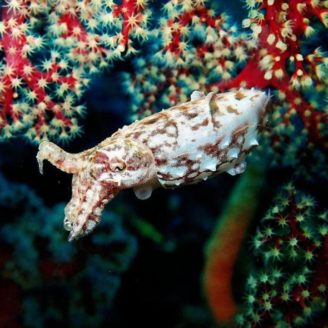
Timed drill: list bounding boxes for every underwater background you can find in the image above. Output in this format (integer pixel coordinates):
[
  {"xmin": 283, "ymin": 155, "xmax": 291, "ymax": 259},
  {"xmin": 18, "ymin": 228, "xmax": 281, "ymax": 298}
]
[{"xmin": 0, "ymin": 0, "xmax": 327, "ymax": 327}]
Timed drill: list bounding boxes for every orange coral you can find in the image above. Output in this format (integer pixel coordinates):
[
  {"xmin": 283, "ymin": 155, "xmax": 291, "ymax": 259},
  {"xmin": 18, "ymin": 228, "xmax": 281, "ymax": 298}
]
[{"xmin": 204, "ymin": 165, "xmax": 265, "ymax": 324}]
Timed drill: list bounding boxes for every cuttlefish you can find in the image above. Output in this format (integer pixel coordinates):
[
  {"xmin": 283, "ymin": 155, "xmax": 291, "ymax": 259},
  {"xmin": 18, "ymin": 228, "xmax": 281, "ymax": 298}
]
[{"xmin": 37, "ymin": 89, "xmax": 270, "ymax": 241}]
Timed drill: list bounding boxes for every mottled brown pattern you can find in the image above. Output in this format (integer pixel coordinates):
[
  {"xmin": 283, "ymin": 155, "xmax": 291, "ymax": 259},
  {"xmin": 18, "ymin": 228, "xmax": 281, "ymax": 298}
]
[
  {"xmin": 211, "ymin": 119, "xmax": 222, "ymax": 129},
  {"xmin": 179, "ymin": 104, "xmax": 190, "ymax": 110},
  {"xmin": 147, "ymin": 117, "xmax": 179, "ymax": 149},
  {"xmin": 163, "ymin": 140, "xmax": 177, "ymax": 149},
  {"xmin": 215, "ymin": 94, "xmax": 226, "ymax": 100},
  {"xmin": 157, "ymin": 153, "xmax": 203, "ymax": 185},
  {"xmin": 148, "ymin": 146, "xmax": 159, "ymax": 155},
  {"xmin": 180, "ymin": 108, "xmax": 198, "ymax": 119},
  {"xmin": 142, "ymin": 115, "xmax": 161, "ymax": 125},
  {"xmin": 125, "ymin": 130, "xmax": 144, "ymax": 139},
  {"xmin": 191, "ymin": 118, "xmax": 209, "ymax": 131},
  {"xmin": 175, "ymin": 154, "xmax": 190, "ymax": 163},
  {"xmin": 105, "ymin": 143, "xmax": 121, "ymax": 152},
  {"xmin": 209, "ymin": 95, "xmax": 220, "ymax": 113},
  {"xmin": 258, "ymin": 105, "xmax": 270, "ymax": 129},
  {"xmin": 165, "ymin": 121, "xmax": 178, "ymax": 138},
  {"xmin": 201, "ymin": 143, "xmax": 217, "ymax": 156},
  {"xmin": 139, "ymin": 111, "xmax": 169, "ymax": 129},
  {"xmin": 230, "ymin": 125, "xmax": 248, "ymax": 148},
  {"xmin": 149, "ymin": 121, "xmax": 168, "ymax": 136},
  {"xmin": 250, "ymin": 94, "xmax": 260, "ymax": 101},
  {"xmin": 155, "ymin": 158, "xmax": 168, "ymax": 166},
  {"xmin": 157, "ymin": 172, "xmax": 173, "ymax": 181},
  {"xmin": 55, "ymin": 158, "xmax": 64, "ymax": 168},
  {"xmin": 156, "ymin": 111, "xmax": 170, "ymax": 120},
  {"xmin": 235, "ymin": 91, "xmax": 246, "ymax": 100},
  {"xmin": 150, "ymin": 128, "xmax": 163, "ymax": 137},
  {"xmin": 93, "ymin": 152, "xmax": 109, "ymax": 165},
  {"xmin": 199, "ymin": 138, "xmax": 223, "ymax": 157},
  {"xmin": 232, "ymin": 125, "xmax": 248, "ymax": 141},
  {"xmin": 227, "ymin": 105, "xmax": 240, "ymax": 115},
  {"xmin": 208, "ymin": 94, "xmax": 224, "ymax": 129}
]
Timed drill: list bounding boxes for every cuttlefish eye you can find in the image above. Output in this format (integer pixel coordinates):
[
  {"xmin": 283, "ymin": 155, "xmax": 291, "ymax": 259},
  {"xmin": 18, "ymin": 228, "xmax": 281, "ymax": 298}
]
[{"xmin": 109, "ymin": 160, "xmax": 126, "ymax": 172}]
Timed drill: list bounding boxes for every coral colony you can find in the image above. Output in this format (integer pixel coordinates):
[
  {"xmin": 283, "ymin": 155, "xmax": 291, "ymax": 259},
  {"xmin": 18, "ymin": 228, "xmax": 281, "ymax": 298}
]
[
  {"xmin": 37, "ymin": 89, "xmax": 270, "ymax": 241},
  {"xmin": 0, "ymin": 0, "xmax": 148, "ymax": 141},
  {"xmin": 0, "ymin": 0, "xmax": 327, "ymax": 327},
  {"xmin": 236, "ymin": 184, "xmax": 328, "ymax": 327},
  {"xmin": 204, "ymin": 170, "xmax": 328, "ymax": 327},
  {"xmin": 0, "ymin": 173, "xmax": 137, "ymax": 327}
]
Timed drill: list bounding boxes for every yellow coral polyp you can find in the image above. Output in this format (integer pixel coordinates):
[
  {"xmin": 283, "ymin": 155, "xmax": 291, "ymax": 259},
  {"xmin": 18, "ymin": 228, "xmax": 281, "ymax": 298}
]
[{"xmin": 274, "ymin": 68, "xmax": 284, "ymax": 79}]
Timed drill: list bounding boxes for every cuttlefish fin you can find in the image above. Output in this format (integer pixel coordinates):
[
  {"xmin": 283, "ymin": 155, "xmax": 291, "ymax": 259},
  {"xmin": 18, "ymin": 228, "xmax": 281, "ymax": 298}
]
[
  {"xmin": 133, "ymin": 185, "xmax": 153, "ymax": 200},
  {"xmin": 190, "ymin": 90, "xmax": 205, "ymax": 101},
  {"xmin": 227, "ymin": 161, "xmax": 247, "ymax": 176}
]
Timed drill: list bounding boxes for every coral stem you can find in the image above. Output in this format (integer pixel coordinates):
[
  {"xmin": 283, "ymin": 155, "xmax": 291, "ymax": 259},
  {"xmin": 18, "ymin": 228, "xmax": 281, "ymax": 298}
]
[{"xmin": 203, "ymin": 164, "xmax": 265, "ymax": 324}]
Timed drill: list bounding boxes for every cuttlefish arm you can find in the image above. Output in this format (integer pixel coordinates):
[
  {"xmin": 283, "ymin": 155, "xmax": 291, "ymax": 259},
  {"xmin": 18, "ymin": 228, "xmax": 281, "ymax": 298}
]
[
  {"xmin": 36, "ymin": 141, "xmax": 90, "ymax": 174},
  {"xmin": 36, "ymin": 141, "xmax": 120, "ymax": 241},
  {"xmin": 65, "ymin": 177, "xmax": 120, "ymax": 241}
]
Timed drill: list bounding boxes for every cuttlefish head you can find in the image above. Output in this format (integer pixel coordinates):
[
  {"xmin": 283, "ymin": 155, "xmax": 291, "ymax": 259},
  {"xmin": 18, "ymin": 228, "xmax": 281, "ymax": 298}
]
[{"xmin": 37, "ymin": 139, "xmax": 156, "ymax": 241}]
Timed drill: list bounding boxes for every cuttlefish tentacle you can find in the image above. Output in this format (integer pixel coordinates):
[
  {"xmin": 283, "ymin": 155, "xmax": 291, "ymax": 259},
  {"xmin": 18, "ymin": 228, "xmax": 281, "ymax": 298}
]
[
  {"xmin": 37, "ymin": 141, "xmax": 89, "ymax": 174},
  {"xmin": 62, "ymin": 168, "xmax": 120, "ymax": 237},
  {"xmin": 63, "ymin": 174, "xmax": 80, "ymax": 231},
  {"xmin": 37, "ymin": 89, "xmax": 270, "ymax": 241},
  {"xmin": 67, "ymin": 181, "xmax": 119, "ymax": 241}
]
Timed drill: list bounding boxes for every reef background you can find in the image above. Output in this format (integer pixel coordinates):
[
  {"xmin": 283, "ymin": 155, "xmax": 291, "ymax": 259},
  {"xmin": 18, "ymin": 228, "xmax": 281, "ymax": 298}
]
[{"xmin": 0, "ymin": 1, "xmax": 327, "ymax": 327}]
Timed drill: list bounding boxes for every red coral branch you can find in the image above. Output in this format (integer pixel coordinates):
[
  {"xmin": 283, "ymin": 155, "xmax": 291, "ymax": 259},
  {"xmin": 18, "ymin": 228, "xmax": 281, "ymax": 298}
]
[
  {"xmin": 0, "ymin": 0, "xmax": 150, "ymax": 142},
  {"xmin": 0, "ymin": 3, "xmax": 79, "ymax": 140},
  {"xmin": 112, "ymin": 0, "xmax": 147, "ymax": 50}
]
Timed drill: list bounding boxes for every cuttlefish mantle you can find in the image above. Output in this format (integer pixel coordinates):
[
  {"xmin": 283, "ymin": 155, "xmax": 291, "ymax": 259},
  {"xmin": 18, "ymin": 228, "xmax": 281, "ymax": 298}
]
[{"xmin": 37, "ymin": 89, "xmax": 270, "ymax": 241}]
